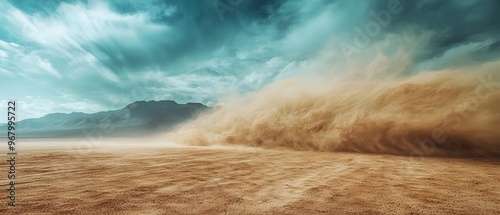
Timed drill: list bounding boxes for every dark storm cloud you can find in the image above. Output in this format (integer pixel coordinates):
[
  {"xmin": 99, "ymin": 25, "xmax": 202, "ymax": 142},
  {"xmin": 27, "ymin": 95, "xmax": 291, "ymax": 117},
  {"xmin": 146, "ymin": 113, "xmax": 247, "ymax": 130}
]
[
  {"xmin": 76, "ymin": 0, "xmax": 289, "ymax": 75},
  {"xmin": 363, "ymin": 0, "xmax": 500, "ymax": 62},
  {"xmin": 1, "ymin": 0, "xmax": 499, "ymax": 121}
]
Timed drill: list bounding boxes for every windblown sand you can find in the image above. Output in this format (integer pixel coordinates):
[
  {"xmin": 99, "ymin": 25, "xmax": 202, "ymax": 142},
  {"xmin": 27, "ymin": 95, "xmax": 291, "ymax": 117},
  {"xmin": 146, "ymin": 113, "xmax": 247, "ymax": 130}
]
[{"xmin": 0, "ymin": 139, "xmax": 498, "ymax": 214}]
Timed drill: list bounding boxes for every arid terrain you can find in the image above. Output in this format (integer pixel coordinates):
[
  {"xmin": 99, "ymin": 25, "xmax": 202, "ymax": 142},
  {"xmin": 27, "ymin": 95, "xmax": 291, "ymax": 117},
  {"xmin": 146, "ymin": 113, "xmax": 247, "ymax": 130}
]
[{"xmin": 0, "ymin": 139, "xmax": 498, "ymax": 214}]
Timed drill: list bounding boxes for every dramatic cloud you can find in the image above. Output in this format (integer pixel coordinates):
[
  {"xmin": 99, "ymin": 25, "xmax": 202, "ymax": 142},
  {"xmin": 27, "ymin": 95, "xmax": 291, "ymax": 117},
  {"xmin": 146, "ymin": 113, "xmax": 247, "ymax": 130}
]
[{"xmin": 0, "ymin": 0, "xmax": 498, "ymax": 121}]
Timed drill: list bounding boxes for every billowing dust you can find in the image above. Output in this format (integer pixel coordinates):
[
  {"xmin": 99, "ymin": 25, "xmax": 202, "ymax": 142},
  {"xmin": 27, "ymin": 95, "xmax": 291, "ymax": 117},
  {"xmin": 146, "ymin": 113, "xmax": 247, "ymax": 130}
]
[{"xmin": 170, "ymin": 60, "xmax": 500, "ymax": 157}]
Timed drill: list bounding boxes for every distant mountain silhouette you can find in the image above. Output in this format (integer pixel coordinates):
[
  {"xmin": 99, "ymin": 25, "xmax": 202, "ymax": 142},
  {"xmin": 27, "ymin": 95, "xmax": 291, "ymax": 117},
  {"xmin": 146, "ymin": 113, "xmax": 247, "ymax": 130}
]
[{"xmin": 0, "ymin": 100, "xmax": 209, "ymax": 137}]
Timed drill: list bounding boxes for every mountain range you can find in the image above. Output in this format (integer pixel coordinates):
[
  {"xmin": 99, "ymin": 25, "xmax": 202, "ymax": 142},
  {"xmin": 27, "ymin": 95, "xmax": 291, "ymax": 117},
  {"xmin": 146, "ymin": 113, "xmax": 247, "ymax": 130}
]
[{"xmin": 0, "ymin": 100, "xmax": 209, "ymax": 137}]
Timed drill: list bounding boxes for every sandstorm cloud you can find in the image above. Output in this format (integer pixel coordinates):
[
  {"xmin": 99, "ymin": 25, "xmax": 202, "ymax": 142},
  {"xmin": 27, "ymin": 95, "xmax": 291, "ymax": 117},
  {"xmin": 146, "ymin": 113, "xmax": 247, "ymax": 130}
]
[
  {"xmin": 0, "ymin": 0, "xmax": 499, "ymax": 121},
  {"xmin": 167, "ymin": 0, "xmax": 500, "ymax": 156}
]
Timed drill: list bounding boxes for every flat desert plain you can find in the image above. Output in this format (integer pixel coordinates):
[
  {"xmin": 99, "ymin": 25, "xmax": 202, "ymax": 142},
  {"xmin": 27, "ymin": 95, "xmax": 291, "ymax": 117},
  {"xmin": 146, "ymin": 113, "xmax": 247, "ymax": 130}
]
[{"xmin": 0, "ymin": 138, "xmax": 498, "ymax": 214}]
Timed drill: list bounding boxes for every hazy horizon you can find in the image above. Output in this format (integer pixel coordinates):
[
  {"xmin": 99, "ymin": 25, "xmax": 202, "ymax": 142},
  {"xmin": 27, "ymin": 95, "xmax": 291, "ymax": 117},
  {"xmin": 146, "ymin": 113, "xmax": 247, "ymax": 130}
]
[
  {"xmin": 1, "ymin": 0, "xmax": 499, "ymax": 122},
  {"xmin": 1, "ymin": 1, "xmax": 500, "ymax": 214}
]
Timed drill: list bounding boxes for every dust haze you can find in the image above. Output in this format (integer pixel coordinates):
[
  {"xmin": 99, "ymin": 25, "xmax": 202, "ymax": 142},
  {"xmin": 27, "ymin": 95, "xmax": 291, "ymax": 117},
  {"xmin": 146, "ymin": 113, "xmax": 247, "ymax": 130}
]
[
  {"xmin": 4, "ymin": 53, "xmax": 500, "ymax": 215},
  {"xmin": 169, "ymin": 40, "xmax": 500, "ymax": 157},
  {"xmin": 2, "ymin": 1, "xmax": 500, "ymax": 213}
]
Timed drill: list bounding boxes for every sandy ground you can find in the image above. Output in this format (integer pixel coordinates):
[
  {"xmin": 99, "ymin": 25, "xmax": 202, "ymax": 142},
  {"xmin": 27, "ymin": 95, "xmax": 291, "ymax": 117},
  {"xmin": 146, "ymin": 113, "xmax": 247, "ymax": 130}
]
[{"xmin": 0, "ymin": 139, "xmax": 499, "ymax": 214}]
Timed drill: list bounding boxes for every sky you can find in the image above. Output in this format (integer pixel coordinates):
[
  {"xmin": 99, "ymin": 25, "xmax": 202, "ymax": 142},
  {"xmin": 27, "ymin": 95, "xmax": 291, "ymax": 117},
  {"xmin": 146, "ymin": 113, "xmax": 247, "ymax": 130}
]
[{"xmin": 0, "ymin": 0, "xmax": 499, "ymax": 122}]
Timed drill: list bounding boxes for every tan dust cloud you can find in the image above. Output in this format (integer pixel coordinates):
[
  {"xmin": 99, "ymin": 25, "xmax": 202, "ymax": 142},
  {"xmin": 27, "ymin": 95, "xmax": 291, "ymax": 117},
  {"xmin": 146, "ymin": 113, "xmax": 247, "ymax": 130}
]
[{"xmin": 168, "ymin": 53, "xmax": 500, "ymax": 157}]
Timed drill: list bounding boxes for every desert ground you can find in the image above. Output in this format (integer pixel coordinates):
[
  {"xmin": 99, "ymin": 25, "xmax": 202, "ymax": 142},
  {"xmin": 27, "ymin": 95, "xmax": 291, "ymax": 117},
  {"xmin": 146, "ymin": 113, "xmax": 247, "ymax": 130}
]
[{"xmin": 0, "ymin": 138, "xmax": 498, "ymax": 214}]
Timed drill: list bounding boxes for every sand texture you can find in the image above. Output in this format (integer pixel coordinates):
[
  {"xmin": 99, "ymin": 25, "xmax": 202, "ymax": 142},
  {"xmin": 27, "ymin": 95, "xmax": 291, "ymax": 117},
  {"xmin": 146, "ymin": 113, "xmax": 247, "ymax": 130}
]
[{"xmin": 1, "ymin": 140, "xmax": 498, "ymax": 214}]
